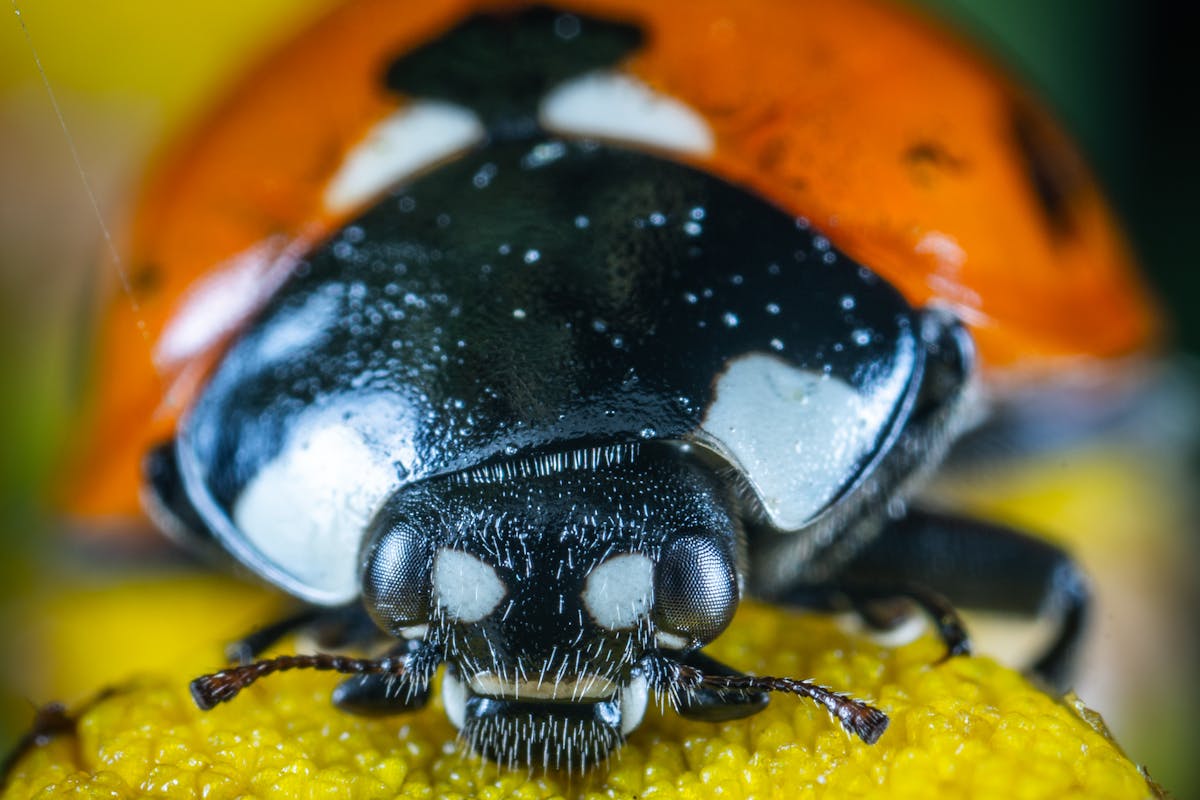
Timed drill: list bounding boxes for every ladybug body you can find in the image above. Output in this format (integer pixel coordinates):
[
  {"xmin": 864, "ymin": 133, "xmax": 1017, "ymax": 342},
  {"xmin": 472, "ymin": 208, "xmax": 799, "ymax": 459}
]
[
  {"xmin": 74, "ymin": 0, "xmax": 1158, "ymax": 770},
  {"xmin": 179, "ymin": 136, "xmax": 964, "ymax": 606}
]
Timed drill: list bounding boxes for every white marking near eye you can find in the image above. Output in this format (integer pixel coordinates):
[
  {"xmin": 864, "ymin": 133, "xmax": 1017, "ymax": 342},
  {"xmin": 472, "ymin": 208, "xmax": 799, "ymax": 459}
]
[
  {"xmin": 701, "ymin": 353, "xmax": 911, "ymax": 531},
  {"xmin": 540, "ymin": 71, "xmax": 714, "ymax": 156},
  {"xmin": 655, "ymin": 630, "xmax": 689, "ymax": 651},
  {"xmin": 620, "ymin": 674, "xmax": 650, "ymax": 735},
  {"xmin": 323, "ymin": 100, "xmax": 486, "ymax": 214},
  {"xmin": 442, "ymin": 670, "xmax": 468, "ymax": 730},
  {"xmin": 582, "ymin": 553, "xmax": 654, "ymax": 630},
  {"xmin": 433, "ymin": 549, "xmax": 507, "ymax": 622},
  {"xmin": 399, "ymin": 624, "xmax": 428, "ymax": 640}
]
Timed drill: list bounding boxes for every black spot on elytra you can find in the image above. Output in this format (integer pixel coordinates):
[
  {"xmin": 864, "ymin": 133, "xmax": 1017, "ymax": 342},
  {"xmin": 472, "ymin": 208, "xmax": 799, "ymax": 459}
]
[
  {"xmin": 1010, "ymin": 103, "xmax": 1084, "ymax": 240},
  {"xmin": 904, "ymin": 140, "xmax": 969, "ymax": 188},
  {"xmin": 382, "ymin": 6, "xmax": 643, "ymax": 140},
  {"xmin": 128, "ymin": 263, "xmax": 162, "ymax": 299},
  {"xmin": 904, "ymin": 141, "xmax": 967, "ymax": 171}
]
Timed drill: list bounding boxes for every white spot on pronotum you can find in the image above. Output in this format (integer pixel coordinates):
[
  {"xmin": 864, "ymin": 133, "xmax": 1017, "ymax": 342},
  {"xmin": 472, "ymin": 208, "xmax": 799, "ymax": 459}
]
[
  {"xmin": 233, "ymin": 423, "xmax": 397, "ymax": 602},
  {"xmin": 323, "ymin": 100, "xmax": 485, "ymax": 213},
  {"xmin": 701, "ymin": 352, "xmax": 911, "ymax": 531},
  {"xmin": 540, "ymin": 71, "xmax": 714, "ymax": 156},
  {"xmin": 433, "ymin": 549, "xmax": 507, "ymax": 622},
  {"xmin": 582, "ymin": 553, "xmax": 654, "ymax": 630}
]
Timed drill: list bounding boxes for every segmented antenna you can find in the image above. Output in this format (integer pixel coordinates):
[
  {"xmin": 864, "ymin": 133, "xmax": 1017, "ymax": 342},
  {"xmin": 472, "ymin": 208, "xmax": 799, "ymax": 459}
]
[
  {"xmin": 190, "ymin": 653, "xmax": 408, "ymax": 710},
  {"xmin": 659, "ymin": 659, "xmax": 889, "ymax": 744}
]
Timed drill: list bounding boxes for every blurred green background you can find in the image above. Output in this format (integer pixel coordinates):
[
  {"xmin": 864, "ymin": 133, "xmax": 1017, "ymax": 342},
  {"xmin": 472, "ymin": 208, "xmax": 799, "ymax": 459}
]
[{"xmin": 0, "ymin": 0, "xmax": 1196, "ymax": 794}]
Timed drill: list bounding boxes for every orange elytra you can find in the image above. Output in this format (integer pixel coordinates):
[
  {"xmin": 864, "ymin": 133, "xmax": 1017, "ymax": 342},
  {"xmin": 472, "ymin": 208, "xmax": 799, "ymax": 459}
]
[{"xmin": 65, "ymin": 0, "xmax": 1160, "ymax": 520}]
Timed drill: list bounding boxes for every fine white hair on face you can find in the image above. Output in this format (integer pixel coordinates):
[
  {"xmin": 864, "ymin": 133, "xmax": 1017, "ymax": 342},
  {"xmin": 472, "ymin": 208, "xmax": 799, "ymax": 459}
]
[
  {"xmin": 433, "ymin": 548, "xmax": 508, "ymax": 623},
  {"xmin": 323, "ymin": 100, "xmax": 486, "ymax": 213},
  {"xmin": 582, "ymin": 552, "xmax": 654, "ymax": 630},
  {"xmin": 539, "ymin": 71, "xmax": 714, "ymax": 156},
  {"xmin": 467, "ymin": 673, "xmax": 618, "ymax": 701}
]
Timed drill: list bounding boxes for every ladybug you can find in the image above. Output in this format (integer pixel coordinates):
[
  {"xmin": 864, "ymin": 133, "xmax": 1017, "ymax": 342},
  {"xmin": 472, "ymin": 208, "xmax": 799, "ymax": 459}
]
[{"xmin": 66, "ymin": 0, "xmax": 1160, "ymax": 770}]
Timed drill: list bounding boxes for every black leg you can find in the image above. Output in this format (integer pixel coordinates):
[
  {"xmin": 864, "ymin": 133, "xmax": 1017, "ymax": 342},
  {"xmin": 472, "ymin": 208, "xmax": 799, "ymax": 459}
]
[
  {"xmin": 331, "ymin": 640, "xmax": 433, "ymax": 716},
  {"xmin": 226, "ymin": 604, "xmax": 383, "ymax": 663},
  {"xmin": 1, "ymin": 689, "xmax": 121, "ymax": 789},
  {"xmin": 844, "ymin": 581, "xmax": 972, "ymax": 661},
  {"xmin": 782, "ymin": 580, "xmax": 972, "ymax": 662},
  {"xmin": 786, "ymin": 507, "xmax": 1089, "ymax": 691}
]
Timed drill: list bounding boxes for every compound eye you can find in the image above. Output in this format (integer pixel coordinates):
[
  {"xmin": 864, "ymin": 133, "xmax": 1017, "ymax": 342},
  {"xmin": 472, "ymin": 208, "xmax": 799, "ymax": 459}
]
[
  {"xmin": 362, "ymin": 521, "xmax": 434, "ymax": 635},
  {"xmin": 653, "ymin": 533, "xmax": 739, "ymax": 650}
]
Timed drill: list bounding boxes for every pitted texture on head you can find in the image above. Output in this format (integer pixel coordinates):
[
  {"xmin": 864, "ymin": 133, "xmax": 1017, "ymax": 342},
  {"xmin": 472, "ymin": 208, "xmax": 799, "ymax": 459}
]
[{"xmin": 357, "ymin": 444, "xmax": 740, "ymax": 754}]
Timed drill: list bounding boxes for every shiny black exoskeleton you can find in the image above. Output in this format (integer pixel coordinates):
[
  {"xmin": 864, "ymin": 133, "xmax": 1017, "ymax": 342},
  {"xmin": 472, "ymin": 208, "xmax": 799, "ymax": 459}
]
[{"xmin": 155, "ymin": 8, "xmax": 1091, "ymax": 769}]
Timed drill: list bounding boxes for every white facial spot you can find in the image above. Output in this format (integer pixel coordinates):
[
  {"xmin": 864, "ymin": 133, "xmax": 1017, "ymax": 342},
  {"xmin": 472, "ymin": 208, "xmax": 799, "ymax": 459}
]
[
  {"xmin": 582, "ymin": 553, "xmax": 654, "ymax": 630},
  {"xmin": 399, "ymin": 624, "xmax": 428, "ymax": 640},
  {"xmin": 442, "ymin": 670, "xmax": 468, "ymax": 730},
  {"xmin": 540, "ymin": 71, "xmax": 714, "ymax": 156},
  {"xmin": 323, "ymin": 100, "xmax": 486, "ymax": 213},
  {"xmin": 433, "ymin": 548, "xmax": 507, "ymax": 622},
  {"xmin": 619, "ymin": 674, "xmax": 650, "ymax": 735},
  {"xmin": 701, "ymin": 352, "xmax": 911, "ymax": 531},
  {"xmin": 233, "ymin": 422, "xmax": 397, "ymax": 602}
]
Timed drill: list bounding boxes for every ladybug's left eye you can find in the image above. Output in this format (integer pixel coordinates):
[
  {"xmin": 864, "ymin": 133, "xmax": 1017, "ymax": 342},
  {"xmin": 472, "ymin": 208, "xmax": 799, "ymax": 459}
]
[
  {"xmin": 361, "ymin": 520, "xmax": 435, "ymax": 635},
  {"xmin": 652, "ymin": 533, "xmax": 739, "ymax": 651}
]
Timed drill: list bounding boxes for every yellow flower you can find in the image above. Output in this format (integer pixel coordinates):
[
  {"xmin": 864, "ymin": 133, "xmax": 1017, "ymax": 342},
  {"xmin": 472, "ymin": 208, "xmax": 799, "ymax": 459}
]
[{"xmin": 1, "ymin": 576, "xmax": 1159, "ymax": 800}]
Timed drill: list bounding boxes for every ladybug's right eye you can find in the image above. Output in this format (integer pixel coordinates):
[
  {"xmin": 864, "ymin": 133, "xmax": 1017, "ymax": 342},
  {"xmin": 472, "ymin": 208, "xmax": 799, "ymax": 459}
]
[
  {"xmin": 652, "ymin": 533, "xmax": 739, "ymax": 651},
  {"xmin": 362, "ymin": 520, "xmax": 434, "ymax": 635}
]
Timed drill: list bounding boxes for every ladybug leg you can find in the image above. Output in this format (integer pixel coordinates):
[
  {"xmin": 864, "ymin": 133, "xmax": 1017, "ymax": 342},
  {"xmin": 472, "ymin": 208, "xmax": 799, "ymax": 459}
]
[
  {"xmin": 843, "ymin": 582, "xmax": 972, "ymax": 660},
  {"xmin": 331, "ymin": 639, "xmax": 434, "ymax": 716},
  {"xmin": 224, "ymin": 604, "xmax": 379, "ymax": 663},
  {"xmin": 670, "ymin": 650, "xmax": 770, "ymax": 722},
  {"xmin": 145, "ymin": 439, "xmax": 390, "ymax": 660},
  {"xmin": 805, "ymin": 507, "xmax": 1089, "ymax": 691},
  {"xmin": 782, "ymin": 581, "xmax": 970, "ymax": 659}
]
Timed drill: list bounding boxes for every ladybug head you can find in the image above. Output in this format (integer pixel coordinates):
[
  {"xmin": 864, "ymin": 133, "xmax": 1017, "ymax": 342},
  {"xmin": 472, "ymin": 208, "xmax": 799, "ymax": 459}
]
[{"xmin": 357, "ymin": 444, "xmax": 741, "ymax": 766}]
